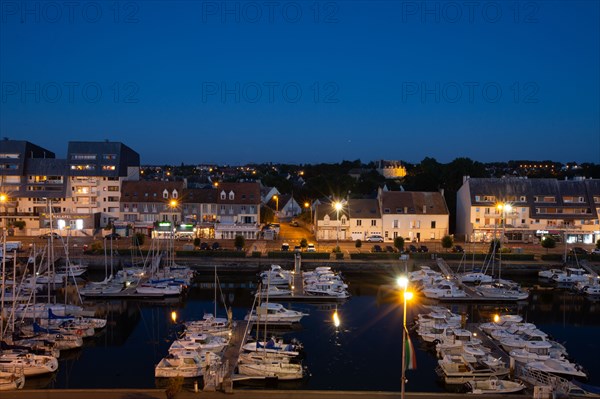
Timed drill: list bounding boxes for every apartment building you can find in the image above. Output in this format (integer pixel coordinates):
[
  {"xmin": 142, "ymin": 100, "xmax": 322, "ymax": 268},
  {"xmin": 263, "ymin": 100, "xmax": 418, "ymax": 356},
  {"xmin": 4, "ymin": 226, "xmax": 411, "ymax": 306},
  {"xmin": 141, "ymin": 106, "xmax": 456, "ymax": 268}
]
[
  {"xmin": 67, "ymin": 141, "xmax": 140, "ymax": 229},
  {"xmin": 456, "ymin": 177, "xmax": 600, "ymax": 244},
  {"xmin": 347, "ymin": 199, "xmax": 381, "ymax": 241}
]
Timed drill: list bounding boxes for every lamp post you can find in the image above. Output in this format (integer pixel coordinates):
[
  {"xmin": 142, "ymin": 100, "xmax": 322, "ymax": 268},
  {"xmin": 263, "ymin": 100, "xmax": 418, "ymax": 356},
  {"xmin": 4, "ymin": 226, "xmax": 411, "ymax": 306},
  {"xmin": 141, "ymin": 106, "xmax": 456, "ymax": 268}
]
[
  {"xmin": 304, "ymin": 202, "xmax": 312, "ymax": 224},
  {"xmin": 273, "ymin": 195, "xmax": 279, "ymax": 218},
  {"xmin": 397, "ymin": 276, "xmax": 413, "ymax": 399},
  {"xmin": 334, "ymin": 201, "xmax": 342, "ymax": 248},
  {"xmin": 169, "ymin": 199, "xmax": 179, "ymax": 268}
]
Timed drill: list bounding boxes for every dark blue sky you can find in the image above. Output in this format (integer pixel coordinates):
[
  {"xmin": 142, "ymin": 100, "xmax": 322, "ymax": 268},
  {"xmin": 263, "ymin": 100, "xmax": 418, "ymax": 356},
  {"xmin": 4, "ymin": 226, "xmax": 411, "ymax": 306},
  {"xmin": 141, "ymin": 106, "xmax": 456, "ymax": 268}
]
[{"xmin": 1, "ymin": 1, "xmax": 599, "ymax": 165}]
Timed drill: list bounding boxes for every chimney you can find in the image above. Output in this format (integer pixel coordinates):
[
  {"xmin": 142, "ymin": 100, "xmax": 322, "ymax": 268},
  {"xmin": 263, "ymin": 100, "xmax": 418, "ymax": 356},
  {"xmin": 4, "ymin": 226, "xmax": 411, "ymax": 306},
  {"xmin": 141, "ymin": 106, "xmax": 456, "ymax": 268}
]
[
  {"xmin": 463, "ymin": 175, "xmax": 470, "ymax": 184},
  {"xmin": 404, "ymin": 206, "xmax": 408, "ymax": 214},
  {"xmin": 423, "ymin": 205, "xmax": 427, "ymax": 214},
  {"xmin": 439, "ymin": 188, "xmax": 444, "ymax": 197}
]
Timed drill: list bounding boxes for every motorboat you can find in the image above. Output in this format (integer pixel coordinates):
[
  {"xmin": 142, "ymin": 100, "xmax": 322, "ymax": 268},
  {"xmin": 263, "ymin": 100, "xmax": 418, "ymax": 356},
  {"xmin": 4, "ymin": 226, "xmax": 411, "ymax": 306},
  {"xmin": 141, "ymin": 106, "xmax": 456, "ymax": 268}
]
[
  {"xmin": 0, "ymin": 370, "xmax": 25, "ymax": 391},
  {"xmin": 422, "ymin": 282, "xmax": 467, "ymax": 299},
  {"xmin": 254, "ymin": 286, "xmax": 292, "ymax": 298},
  {"xmin": 539, "ymin": 268, "xmax": 565, "ymax": 279},
  {"xmin": 154, "ymin": 351, "xmax": 204, "ymax": 378},
  {"xmin": 526, "ymin": 358, "xmax": 588, "ymax": 380},
  {"xmin": 466, "ymin": 376, "xmax": 526, "ymax": 394},
  {"xmin": 170, "ymin": 333, "xmax": 228, "ymax": 353},
  {"xmin": 136, "ymin": 281, "xmax": 182, "ymax": 296},
  {"xmin": 184, "ymin": 314, "xmax": 233, "ymax": 337},
  {"xmin": 474, "ymin": 280, "xmax": 529, "ymax": 301},
  {"xmin": 509, "ymin": 341, "xmax": 559, "ymax": 363},
  {"xmin": 260, "ymin": 265, "xmax": 292, "ymax": 286},
  {"xmin": 479, "ymin": 315, "xmax": 523, "ymax": 334},
  {"xmin": 433, "ymin": 328, "xmax": 482, "ymax": 352},
  {"xmin": 0, "ymin": 352, "xmax": 58, "ymax": 376},
  {"xmin": 245, "ymin": 303, "xmax": 308, "ymax": 324},
  {"xmin": 459, "ymin": 272, "xmax": 493, "ymax": 284},
  {"xmin": 552, "ymin": 268, "xmax": 590, "ymax": 284},
  {"xmin": 435, "ymin": 354, "xmax": 509, "ymax": 385},
  {"xmin": 237, "ymin": 357, "xmax": 305, "ymax": 380},
  {"xmin": 489, "ymin": 323, "xmax": 538, "ymax": 341},
  {"xmin": 304, "ymin": 281, "xmax": 349, "ymax": 298},
  {"xmin": 242, "ymin": 337, "xmax": 302, "ymax": 357}
]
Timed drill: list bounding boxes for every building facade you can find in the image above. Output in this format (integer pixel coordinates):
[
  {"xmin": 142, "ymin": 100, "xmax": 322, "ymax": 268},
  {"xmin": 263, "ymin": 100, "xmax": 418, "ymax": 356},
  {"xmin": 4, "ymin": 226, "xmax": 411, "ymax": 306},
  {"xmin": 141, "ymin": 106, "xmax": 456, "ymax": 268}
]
[
  {"xmin": 379, "ymin": 188, "xmax": 449, "ymax": 243},
  {"xmin": 456, "ymin": 177, "xmax": 600, "ymax": 244}
]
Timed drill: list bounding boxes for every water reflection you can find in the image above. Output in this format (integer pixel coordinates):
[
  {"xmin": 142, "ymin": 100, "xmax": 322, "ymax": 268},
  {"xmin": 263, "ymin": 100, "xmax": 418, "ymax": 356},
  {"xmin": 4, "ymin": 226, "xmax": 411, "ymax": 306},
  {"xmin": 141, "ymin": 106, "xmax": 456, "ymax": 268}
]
[{"xmin": 45, "ymin": 271, "xmax": 600, "ymax": 391}]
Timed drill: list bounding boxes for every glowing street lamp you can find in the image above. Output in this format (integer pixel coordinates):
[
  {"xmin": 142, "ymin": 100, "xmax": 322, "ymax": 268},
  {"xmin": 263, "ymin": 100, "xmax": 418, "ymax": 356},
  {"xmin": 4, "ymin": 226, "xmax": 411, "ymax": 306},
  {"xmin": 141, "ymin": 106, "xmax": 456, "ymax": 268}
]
[
  {"xmin": 397, "ymin": 276, "xmax": 414, "ymax": 399},
  {"xmin": 334, "ymin": 201, "xmax": 343, "ymax": 247},
  {"xmin": 273, "ymin": 195, "xmax": 279, "ymax": 215}
]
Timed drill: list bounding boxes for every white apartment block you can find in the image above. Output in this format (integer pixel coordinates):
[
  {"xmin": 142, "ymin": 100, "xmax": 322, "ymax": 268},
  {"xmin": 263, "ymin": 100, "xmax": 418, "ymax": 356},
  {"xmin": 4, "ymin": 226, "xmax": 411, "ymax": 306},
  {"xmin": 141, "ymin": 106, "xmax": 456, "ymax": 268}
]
[{"xmin": 456, "ymin": 177, "xmax": 600, "ymax": 244}]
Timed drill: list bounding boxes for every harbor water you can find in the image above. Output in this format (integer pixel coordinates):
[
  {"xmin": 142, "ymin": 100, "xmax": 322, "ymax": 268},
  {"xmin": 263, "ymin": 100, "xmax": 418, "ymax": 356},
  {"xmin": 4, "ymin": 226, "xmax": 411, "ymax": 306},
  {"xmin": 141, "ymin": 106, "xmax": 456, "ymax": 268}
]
[{"xmin": 31, "ymin": 269, "xmax": 600, "ymax": 391}]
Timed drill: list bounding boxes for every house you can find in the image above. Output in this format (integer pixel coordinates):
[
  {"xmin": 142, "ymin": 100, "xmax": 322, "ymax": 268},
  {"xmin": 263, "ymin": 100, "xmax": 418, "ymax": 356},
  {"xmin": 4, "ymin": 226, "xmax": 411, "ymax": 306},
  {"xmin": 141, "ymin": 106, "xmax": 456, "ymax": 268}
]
[
  {"xmin": 379, "ymin": 188, "xmax": 449, "ymax": 243},
  {"xmin": 456, "ymin": 176, "xmax": 600, "ymax": 244},
  {"xmin": 347, "ymin": 199, "xmax": 382, "ymax": 241},
  {"xmin": 314, "ymin": 200, "xmax": 349, "ymax": 241},
  {"xmin": 214, "ymin": 182, "xmax": 261, "ymax": 240},
  {"xmin": 377, "ymin": 160, "xmax": 407, "ymax": 179},
  {"xmin": 183, "ymin": 188, "xmax": 217, "ymax": 238},
  {"xmin": 267, "ymin": 194, "xmax": 301, "ymax": 219}
]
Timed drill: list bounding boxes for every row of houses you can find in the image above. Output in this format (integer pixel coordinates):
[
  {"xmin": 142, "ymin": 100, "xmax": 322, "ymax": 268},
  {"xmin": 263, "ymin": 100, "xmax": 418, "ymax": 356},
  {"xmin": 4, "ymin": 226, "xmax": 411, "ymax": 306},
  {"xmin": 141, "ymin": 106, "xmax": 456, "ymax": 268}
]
[{"xmin": 2, "ymin": 139, "xmax": 600, "ymax": 244}]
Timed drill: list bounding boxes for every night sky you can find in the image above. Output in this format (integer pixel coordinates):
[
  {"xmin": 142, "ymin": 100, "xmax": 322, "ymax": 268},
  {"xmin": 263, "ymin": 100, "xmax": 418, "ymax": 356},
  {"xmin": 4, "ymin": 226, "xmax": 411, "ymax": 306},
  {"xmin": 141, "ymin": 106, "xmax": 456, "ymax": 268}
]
[{"xmin": 1, "ymin": 1, "xmax": 599, "ymax": 164}]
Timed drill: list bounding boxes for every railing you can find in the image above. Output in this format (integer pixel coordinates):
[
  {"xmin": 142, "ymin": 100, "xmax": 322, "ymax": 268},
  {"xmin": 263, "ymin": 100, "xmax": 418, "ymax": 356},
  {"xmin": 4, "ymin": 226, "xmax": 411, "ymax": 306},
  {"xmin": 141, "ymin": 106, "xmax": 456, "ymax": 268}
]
[{"xmin": 515, "ymin": 363, "xmax": 572, "ymax": 395}]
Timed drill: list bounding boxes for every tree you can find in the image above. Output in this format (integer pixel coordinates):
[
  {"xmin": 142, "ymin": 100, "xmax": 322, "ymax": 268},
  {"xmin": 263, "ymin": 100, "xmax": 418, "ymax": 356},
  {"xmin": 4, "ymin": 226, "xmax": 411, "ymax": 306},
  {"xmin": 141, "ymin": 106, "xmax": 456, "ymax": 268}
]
[
  {"xmin": 394, "ymin": 236, "xmax": 405, "ymax": 252},
  {"xmin": 441, "ymin": 235, "xmax": 453, "ymax": 251},
  {"xmin": 300, "ymin": 238, "xmax": 308, "ymax": 248},
  {"xmin": 234, "ymin": 235, "xmax": 245, "ymax": 251},
  {"xmin": 355, "ymin": 239, "xmax": 362, "ymax": 251},
  {"xmin": 541, "ymin": 235, "xmax": 556, "ymax": 253},
  {"xmin": 12, "ymin": 221, "xmax": 26, "ymax": 230},
  {"xmin": 260, "ymin": 205, "xmax": 275, "ymax": 224},
  {"xmin": 133, "ymin": 233, "xmax": 146, "ymax": 246},
  {"xmin": 488, "ymin": 239, "xmax": 501, "ymax": 254},
  {"xmin": 193, "ymin": 237, "xmax": 201, "ymax": 247},
  {"xmin": 596, "ymin": 239, "xmax": 600, "ymax": 250}
]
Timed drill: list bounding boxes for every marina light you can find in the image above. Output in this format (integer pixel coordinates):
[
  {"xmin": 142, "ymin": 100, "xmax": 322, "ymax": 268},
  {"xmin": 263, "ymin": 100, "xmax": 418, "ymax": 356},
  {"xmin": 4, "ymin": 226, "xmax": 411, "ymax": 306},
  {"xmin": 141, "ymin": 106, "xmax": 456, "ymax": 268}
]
[
  {"xmin": 404, "ymin": 291, "xmax": 413, "ymax": 301},
  {"xmin": 171, "ymin": 311, "xmax": 177, "ymax": 323},
  {"xmin": 0, "ymin": 194, "xmax": 6, "ymax": 202},
  {"xmin": 333, "ymin": 310, "xmax": 341, "ymax": 327},
  {"xmin": 493, "ymin": 314, "xmax": 500, "ymax": 323},
  {"xmin": 397, "ymin": 276, "xmax": 409, "ymax": 289},
  {"xmin": 334, "ymin": 202, "xmax": 342, "ymax": 211}
]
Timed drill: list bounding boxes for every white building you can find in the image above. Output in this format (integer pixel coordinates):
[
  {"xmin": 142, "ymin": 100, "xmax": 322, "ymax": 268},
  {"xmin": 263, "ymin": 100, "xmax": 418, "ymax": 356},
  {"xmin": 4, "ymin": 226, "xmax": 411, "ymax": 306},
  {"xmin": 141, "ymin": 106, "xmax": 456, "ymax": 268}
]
[
  {"xmin": 379, "ymin": 188, "xmax": 449, "ymax": 243},
  {"xmin": 456, "ymin": 177, "xmax": 600, "ymax": 244}
]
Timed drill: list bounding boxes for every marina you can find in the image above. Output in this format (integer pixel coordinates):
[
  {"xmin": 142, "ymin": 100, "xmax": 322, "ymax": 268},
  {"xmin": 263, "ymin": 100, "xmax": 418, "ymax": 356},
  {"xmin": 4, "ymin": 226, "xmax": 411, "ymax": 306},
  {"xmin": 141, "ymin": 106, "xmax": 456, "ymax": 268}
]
[{"xmin": 2, "ymin": 258, "xmax": 599, "ymax": 393}]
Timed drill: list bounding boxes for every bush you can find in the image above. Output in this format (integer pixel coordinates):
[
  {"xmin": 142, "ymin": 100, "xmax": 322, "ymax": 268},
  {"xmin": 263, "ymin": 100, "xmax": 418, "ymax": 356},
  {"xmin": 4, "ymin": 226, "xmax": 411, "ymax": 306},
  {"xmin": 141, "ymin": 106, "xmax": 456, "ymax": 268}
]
[
  {"xmin": 541, "ymin": 254, "xmax": 563, "ymax": 261},
  {"xmin": 132, "ymin": 233, "xmax": 146, "ymax": 246},
  {"xmin": 541, "ymin": 235, "xmax": 556, "ymax": 253},
  {"xmin": 350, "ymin": 253, "xmax": 404, "ymax": 260},
  {"xmin": 394, "ymin": 237, "xmax": 405, "ymax": 252},
  {"xmin": 251, "ymin": 251, "xmax": 262, "ymax": 258},
  {"xmin": 193, "ymin": 237, "xmax": 200, "ymax": 247},
  {"xmin": 332, "ymin": 246, "xmax": 341, "ymax": 253},
  {"xmin": 300, "ymin": 238, "xmax": 308, "ymax": 248},
  {"xmin": 12, "ymin": 221, "xmax": 26, "ymax": 230},
  {"xmin": 355, "ymin": 239, "xmax": 362, "ymax": 249},
  {"xmin": 335, "ymin": 252, "xmax": 344, "ymax": 260},
  {"xmin": 234, "ymin": 235, "xmax": 246, "ymax": 251},
  {"xmin": 175, "ymin": 250, "xmax": 246, "ymax": 258}
]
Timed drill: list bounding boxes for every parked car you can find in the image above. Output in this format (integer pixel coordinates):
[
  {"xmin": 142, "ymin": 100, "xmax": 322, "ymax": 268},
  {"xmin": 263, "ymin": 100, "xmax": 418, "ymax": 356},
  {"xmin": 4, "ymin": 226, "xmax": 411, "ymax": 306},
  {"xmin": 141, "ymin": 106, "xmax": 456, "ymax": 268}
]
[
  {"xmin": 592, "ymin": 248, "xmax": 600, "ymax": 255},
  {"xmin": 366, "ymin": 234, "xmax": 384, "ymax": 242},
  {"xmin": 200, "ymin": 242, "xmax": 209, "ymax": 250},
  {"xmin": 289, "ymin": 220, "xmax": 299, "ymax": 227},
  {"xmin": 408, "ymin": 244, "xmax": 418, "ymax": 253},
  {"xmin": 451, "ymin": 245, "xmax": 465, "ymax": 253},
  {"xmin": 39, "ymin": 232, "xmax": 61, "ymax": 239},
  {"xmin": 281, "ymin": 243, "xmax": 290, "ymax": 251},
  {"xmin": 307, "ymin": 243, "xmax": 316, "ymax": 252},
  {"xmin": 419, "ymin": 245, "xmax": 429, "ymax": 253},
  {"xmin": 211, "ymin": 242, "xmax": 220, "ymax": 250},
  {"xmin": 104, "ymin": 233, "xmax": 121, "ymax": 240},
  {"xmin": 372, "ymin": 245, "xmax": 383, "ymax": 252},
  {"xmin": 570, "ymin": 247, "xmax": 588, "ymax": 255},
  {"xmin": 269, "ymin": 223, "xmax": 281, "ymax": 233},
  {"xmin": 294, "ymin": 245, "xmax": 301, "ymax": 252},
  {"xmin": 385, "ymin": 245, "xmax": 397, "ymax": 253}
]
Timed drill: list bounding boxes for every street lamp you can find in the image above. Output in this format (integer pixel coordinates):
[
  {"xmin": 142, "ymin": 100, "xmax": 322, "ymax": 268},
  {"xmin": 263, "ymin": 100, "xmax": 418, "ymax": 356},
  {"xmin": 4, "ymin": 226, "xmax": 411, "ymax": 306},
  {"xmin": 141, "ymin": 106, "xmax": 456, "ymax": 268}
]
[
  {"xmin": 397, "ymin": 276, "xmax": 414, "ymax": 399},
  {"xmin": 496, "ymin": 203, "xmax": 512, "ymax": 278},
  {"xmin": 334, "ymin": 201, "xmax": 342, "ymax": 248},
  {"xmin": 273, "ymin": 195, "xmax": 279, "ymax": 217}
]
